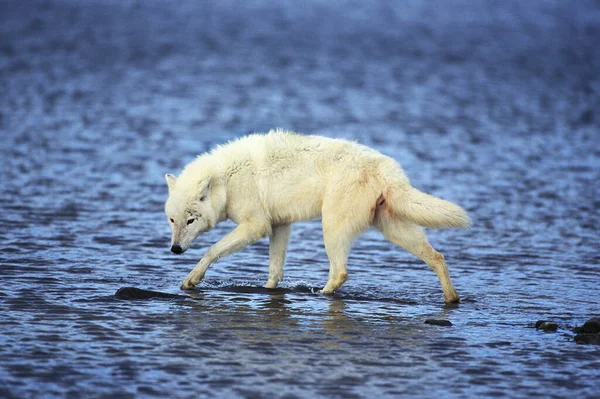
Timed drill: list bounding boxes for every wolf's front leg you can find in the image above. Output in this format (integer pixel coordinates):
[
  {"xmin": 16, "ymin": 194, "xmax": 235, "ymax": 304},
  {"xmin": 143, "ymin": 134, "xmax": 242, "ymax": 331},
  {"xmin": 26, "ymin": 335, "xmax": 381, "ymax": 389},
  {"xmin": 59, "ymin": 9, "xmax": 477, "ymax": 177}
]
[
  {"xmin": 180, "ymin": 221, "xmax": 271, "ymax": 290},
  {"xmin": 264, "ymin": 224, "xmax": 291, "ymax": 289}
]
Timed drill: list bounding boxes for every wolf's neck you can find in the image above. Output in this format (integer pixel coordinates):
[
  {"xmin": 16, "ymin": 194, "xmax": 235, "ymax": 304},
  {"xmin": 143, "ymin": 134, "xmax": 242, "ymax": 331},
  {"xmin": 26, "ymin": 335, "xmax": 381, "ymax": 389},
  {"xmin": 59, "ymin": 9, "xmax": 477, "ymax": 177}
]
[{"xmin": 179, "ymin": 154, "xmax": 221, "ymax": 184}]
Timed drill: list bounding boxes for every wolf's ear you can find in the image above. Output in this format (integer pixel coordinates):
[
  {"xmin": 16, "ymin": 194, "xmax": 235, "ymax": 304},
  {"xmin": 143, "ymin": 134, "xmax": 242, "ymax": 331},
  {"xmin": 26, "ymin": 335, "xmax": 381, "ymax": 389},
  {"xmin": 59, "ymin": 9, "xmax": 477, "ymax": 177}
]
[
  {"xmin": 165, "ymin": 173, "xmax": 177, "ymax": 193},
  {"xmin": 198, "ymin": 176, "xmax": 212, "ymax": 201}
]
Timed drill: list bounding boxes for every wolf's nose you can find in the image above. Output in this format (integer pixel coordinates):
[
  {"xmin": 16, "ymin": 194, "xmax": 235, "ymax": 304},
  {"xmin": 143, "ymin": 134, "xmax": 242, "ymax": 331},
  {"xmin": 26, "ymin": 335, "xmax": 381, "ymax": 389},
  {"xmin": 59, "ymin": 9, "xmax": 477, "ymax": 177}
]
[{"xmin": 171, "ymin": 245, "xmax": 183, "ymax": 254}]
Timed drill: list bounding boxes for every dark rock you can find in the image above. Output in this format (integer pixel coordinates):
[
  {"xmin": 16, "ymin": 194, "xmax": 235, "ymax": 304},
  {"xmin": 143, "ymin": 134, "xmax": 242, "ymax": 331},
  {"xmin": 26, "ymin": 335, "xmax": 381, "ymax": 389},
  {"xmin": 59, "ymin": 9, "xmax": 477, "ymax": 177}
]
[
  {"xmin": 535, "ymin": 320, "xmax": 549, "ymax": 329},
  {"xmin": 536, "ymin": 322, "xmax": 558, "ymax": 332},
  {"xmin": 425, "ymin": 319, "xmax": 452, "ymax": 326},
  {"xmin": 115, "ymin": 287, "xmax": 183, "ymax": 300},
  {"xmin": 582, "ymin": 318, "xmax": 600, "ymax": 334},
  {"xmin": 574, "ymin": 333, "xmax": 600, "ymax": 345},
  {"xmin": 485, "ymin": 341, "xmax": 512, "ymax": 348},
  {"xmin": 571, "ymin": 318, "xmax": 600, "ymax": 345}
]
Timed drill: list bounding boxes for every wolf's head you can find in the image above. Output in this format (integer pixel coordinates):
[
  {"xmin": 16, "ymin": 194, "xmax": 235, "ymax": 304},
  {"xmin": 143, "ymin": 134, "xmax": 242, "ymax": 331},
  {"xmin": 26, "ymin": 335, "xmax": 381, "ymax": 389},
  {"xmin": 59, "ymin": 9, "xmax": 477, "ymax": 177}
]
[{"xmin": 164, "ymin": 174, "xmax": 216, "ymax": 254}]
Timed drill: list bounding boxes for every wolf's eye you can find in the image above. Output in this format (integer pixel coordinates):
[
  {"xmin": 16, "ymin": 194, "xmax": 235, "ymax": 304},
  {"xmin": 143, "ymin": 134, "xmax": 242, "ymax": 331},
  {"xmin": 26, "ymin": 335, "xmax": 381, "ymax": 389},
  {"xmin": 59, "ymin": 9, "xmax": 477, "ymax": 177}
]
[
  {"xmin": 169, "ymin": 218, "xmax": 174, "ymax": 223},
  {"xmin": 187, "ymin": 218, "xmax": 195, "ymax": 225}
]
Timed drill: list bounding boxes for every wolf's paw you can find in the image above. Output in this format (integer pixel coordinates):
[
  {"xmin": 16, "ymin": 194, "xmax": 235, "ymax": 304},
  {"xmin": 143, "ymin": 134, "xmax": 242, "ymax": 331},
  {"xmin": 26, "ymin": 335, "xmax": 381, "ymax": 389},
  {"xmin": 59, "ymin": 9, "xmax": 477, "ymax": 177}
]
[
  {"xmin": 263, "ymin": 279, "xmax": 279, "ymax": 289},
  {"xmin": 180, "ymin": 280, "xmax": 196, "ymax": 290},
  {"xmin": 444, "ymin": 291, "xmax": 460, "ymax": 304},
  {"xmin": 180, "ymin": 271, "xmax": 204, "ymax": 290},
  {"xmin": 444, "ymin": 296, "xmax": 460, "ymax": 304},
  {"xmin": 318, "ymin": 288, "xmax": 335, "ymax": 295}
]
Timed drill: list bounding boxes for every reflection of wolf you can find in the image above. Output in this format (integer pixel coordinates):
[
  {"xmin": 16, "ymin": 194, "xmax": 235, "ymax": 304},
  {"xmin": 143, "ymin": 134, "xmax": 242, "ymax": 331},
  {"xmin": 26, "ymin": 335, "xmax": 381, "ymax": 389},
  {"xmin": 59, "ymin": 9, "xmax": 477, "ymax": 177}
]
[{"xmin": 164, "ymin": 129, "xmax": 470, "ymax": 303}]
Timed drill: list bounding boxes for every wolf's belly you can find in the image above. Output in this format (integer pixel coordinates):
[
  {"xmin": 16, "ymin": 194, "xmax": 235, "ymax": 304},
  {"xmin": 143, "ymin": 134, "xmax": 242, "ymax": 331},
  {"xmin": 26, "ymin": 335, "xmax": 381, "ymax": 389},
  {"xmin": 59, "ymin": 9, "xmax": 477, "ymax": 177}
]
[{"xmin": 264, "ymin": 179, "xmax": 324, "ymax": 225}]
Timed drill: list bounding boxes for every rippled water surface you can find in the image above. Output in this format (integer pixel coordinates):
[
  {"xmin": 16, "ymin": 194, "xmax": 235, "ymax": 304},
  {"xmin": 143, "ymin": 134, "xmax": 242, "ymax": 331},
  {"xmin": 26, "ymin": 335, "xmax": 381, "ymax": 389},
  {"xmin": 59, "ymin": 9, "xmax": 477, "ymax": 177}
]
[{"xmin": 1, "ymin": 0, "xmax": 599, "ymax": 397}]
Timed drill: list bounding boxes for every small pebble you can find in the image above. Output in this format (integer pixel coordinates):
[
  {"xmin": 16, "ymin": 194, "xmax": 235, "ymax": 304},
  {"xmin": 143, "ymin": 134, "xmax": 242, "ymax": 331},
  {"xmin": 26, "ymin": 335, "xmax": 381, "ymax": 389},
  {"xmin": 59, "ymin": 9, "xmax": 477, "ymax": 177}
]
[
  {"xmin": 536, "ymin": 322, "xmax": 558, "ymax": 332},
  {"xmin": 535, "ymin": 320, "xmax": 549, "ymax": 329}
]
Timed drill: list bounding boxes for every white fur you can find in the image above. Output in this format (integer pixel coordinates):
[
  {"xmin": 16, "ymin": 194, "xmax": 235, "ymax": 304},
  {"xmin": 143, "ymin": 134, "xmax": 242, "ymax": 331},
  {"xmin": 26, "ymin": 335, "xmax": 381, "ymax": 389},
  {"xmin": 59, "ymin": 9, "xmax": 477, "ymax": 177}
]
[{"xmin": 164, "ymin": 129, "xmax": 470, "ymax": 303}]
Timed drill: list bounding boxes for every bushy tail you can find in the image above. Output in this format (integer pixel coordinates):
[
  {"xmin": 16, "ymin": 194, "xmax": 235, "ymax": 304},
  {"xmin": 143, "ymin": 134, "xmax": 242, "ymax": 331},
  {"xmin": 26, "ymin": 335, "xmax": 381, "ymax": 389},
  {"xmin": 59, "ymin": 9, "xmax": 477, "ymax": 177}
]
[{"xmin": 390, "ymin": 186, "xmax": 471, "ymax": 229}]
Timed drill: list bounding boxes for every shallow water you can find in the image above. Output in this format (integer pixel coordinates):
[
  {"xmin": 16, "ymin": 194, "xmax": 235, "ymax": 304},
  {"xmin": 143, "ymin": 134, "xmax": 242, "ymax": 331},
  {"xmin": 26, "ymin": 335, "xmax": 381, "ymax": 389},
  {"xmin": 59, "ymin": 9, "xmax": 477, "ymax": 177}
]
[{"xmin": 1, "ymin": 0, "xmax": 599, "ymax": 397}]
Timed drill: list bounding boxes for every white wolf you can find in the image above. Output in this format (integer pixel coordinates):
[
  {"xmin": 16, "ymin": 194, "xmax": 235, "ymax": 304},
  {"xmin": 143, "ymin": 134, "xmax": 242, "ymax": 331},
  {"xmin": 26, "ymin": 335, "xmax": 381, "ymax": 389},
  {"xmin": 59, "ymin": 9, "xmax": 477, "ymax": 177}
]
[{"xmin": 164, "ymin": 129, "xmax": 470, "ymax": 303}]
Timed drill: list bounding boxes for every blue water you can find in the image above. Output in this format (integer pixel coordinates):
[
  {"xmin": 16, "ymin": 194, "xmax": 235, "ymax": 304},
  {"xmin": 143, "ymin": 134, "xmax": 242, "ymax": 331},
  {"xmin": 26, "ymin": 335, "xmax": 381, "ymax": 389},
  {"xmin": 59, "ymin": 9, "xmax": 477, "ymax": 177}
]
[{"xmin": 1, "ymin": 0, "xmax": 599, "ymax": 397}]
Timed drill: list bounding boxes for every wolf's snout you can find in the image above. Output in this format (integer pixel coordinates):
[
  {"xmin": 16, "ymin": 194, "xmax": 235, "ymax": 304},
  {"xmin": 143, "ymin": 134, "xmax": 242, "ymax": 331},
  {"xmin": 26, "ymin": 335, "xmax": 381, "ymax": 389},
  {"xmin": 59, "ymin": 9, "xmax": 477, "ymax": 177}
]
[{"xmin": 171, "ymin": 245, "xmax": 184, "ymax": 254}]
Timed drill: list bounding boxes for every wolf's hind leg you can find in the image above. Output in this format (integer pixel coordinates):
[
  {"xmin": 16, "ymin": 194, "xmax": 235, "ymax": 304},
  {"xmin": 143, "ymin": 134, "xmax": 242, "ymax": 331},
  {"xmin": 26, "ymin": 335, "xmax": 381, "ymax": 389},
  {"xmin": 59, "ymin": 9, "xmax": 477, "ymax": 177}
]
[
  {"xmin": 320, "ymin": 232, "xmax": 352, "ymax": 294},
  {"xmin": 376, "ymin": 218, "xmax": 460, "ymax": 303},
  {"xmin": 264, "ymin": 224, "xmax": 291, "ymax": 289},
  {"xmin": 319, "ymin": 195, "xmax": 372, "ymax": 294}
]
